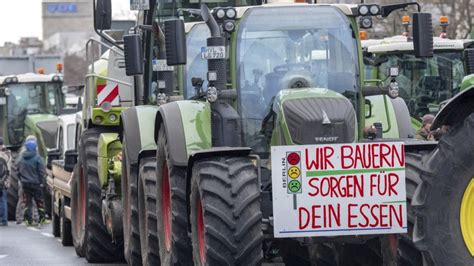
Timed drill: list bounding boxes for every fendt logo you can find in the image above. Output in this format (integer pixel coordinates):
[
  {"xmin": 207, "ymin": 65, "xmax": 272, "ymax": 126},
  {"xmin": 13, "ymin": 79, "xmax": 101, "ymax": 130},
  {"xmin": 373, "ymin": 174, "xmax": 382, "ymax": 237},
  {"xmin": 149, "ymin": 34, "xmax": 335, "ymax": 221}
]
[{"xmin": 314, "ymin": 136, "xmax": 339, "ymax": 143}]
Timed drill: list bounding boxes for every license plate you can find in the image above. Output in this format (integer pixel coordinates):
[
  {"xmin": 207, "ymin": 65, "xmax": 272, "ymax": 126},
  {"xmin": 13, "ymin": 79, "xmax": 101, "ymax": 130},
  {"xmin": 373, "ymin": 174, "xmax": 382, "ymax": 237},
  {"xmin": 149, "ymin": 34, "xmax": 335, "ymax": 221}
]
[
  {"xmin": 201, "ymin": 46, "xmax": 226, "ymax": 60},
  {"xmin": 152, "ymin": 59, "xmax": 174, "ymax": 72},
  {"xmin": 0, "ymin": 97, "xmax": 5, "ymax": 105}
]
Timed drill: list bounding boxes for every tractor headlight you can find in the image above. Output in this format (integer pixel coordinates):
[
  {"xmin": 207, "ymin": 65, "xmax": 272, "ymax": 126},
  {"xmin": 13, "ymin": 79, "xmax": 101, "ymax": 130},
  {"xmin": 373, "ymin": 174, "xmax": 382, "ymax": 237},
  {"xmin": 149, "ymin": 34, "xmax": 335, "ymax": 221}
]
[
  {"xmin": 11, "ymin": 77, "xmax": 18, "ymax": 83},
  {"xmin": 388, "ymin": 82, "xmax": 399, "ymax": 98},
  {"xmin": 207, "ymin": 86, "xmax": 218, "ymax": 103},
  {"xmin": 4, "ymin": 87, "xmax": 10, "ymax": 96},
  {"xmin": 216, "ymin": 8, "xmax": 225, "ymax": 19},
  {"xmin": 369, "ymin": 5, "xmax": 380, "ymax": 16},
  {"xmin": 359, "ymin": 16, "xmax": 373, "ymax": 29},
  {"xmin": 223, "ymin": 20, "xmax": 235, "ymax": 33},
  {"xmin": 225, "ymin": 8, "xmax": 236, "ymax": 19},
  {"xmin": 358, "ymin": 5, "xmax": 369, "ymax": 16},
  {"xmin": 52, "ymin": 75, "xmax": 60, "ymax": 82},
  {"xmin": 94, "ymin": 116, "xmax": 103, "ymax": 124},
  {"xmin": 109, "ymin": 113, "xmax": 118, "ymax": 122}
]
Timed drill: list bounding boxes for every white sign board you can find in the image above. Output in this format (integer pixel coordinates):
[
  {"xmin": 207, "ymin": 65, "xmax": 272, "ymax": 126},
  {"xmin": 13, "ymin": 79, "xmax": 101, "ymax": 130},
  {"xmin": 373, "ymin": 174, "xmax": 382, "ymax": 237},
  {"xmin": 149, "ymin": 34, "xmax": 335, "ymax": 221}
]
[
  {"xmin": 271, "ymin": 142, "xmax": 407, "ymax": 238},
  {"xmin": 201, "ymin": 46, "xmax": 226, "ymax": 60},
  {"xmin": 0, "ymin": 97, "xmax": 5, "ymax": 105}
]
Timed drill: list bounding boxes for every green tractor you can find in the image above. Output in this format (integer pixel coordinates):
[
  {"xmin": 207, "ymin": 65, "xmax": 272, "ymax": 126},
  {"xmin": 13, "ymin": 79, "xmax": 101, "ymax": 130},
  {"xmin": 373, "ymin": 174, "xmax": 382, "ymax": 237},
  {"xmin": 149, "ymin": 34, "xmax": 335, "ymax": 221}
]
[
  {"xmin": 118, "ymin": 1, "xmax": 451, "ymax": 265},
  {"xmin": 362, "ymin": 29, "xmax": 474, "ymax": 128},
  {"xmin": 361, "ymin": 16, "xmax": 474, "ymax": 266},
  {"xmin": 69, "ymin": 35, "xmax": 135, "ymax": 261},
  {"xmin": 0, "ymin": 72, "xmax": 65, "ymax": 220},
  {"xmin": 69, "ymin": 0, "xmax": 183, "ymax": 263}
]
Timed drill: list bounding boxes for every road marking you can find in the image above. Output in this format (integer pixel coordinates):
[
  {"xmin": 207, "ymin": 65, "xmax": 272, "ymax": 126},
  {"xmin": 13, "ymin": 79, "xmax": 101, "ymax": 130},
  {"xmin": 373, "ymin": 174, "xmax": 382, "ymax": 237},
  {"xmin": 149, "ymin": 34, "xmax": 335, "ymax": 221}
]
[
  {"xmin": 41, "ymin": 232, "xmax": 54, "ymax": 238},
  {"xmin": 0, "ymin": 255, "xmax": 8, "ymax": 259},
  {"xmin": 27, "ymin": 227, "xmax": 40, "ymax": 231}
]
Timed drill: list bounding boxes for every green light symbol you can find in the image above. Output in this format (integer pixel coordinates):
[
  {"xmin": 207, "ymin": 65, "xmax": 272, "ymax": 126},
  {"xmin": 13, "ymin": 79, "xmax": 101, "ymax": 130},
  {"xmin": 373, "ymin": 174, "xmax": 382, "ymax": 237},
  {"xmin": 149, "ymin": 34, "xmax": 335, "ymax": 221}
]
[{"xmin": 288, "ymin": 180, "xmax": 301, "ymax": 193}]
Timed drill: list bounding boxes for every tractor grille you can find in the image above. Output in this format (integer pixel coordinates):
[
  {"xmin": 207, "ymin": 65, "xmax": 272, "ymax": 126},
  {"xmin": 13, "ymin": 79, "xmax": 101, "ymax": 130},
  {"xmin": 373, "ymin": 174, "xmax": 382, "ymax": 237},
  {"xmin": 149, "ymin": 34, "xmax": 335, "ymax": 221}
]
[{"xmin": 283, "ymin": 97, "xmax": 356, "ymax": 144}]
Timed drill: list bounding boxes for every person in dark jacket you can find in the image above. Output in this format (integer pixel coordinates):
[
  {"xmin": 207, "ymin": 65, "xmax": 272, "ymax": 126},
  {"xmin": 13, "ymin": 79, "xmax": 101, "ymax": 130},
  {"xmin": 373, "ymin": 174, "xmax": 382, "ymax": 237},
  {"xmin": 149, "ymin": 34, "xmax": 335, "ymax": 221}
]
[{"xmin": 17, "ymin": 139, "xmax": 46, "ymax": 225}]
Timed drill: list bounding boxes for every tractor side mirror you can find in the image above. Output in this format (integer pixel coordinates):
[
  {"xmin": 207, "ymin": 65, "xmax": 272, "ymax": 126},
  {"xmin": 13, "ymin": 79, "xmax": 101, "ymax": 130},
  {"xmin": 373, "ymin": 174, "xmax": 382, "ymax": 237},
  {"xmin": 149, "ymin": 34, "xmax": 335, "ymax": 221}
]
[
  {"xmin": 464, "ymin": 48, "xmax": 474, "ymax": 75},
  {"xmin": 64, "ymin": 150, "xmax": 78, "ymax": 172},
  {"xmin": 164, "ymin": 19, "xmax": 187, "ymax": 66},
  {"xmin": 94, "ymin": 0, "xmax": 112, "ymax": 31},
  {"xmin": 412, "ymin": 13, "xmax": 433, "ymax": 58},
  {"xmin": 123, "ymin": 34, "xmax": 144, "ymax": 76},
  {"xmin": 47, "ymin": 149, "xmax": 61, "ymax": 170},
  {"xmin": 365, "ymin": 99, "xmax": 372, "ymax": 118}
]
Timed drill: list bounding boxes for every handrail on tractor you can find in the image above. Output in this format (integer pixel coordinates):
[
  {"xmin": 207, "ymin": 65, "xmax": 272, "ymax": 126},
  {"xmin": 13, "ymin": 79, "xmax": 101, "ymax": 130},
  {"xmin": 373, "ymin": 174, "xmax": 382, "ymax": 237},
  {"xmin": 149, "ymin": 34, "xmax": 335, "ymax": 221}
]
[{"xmin": 85, "ymin": 37, "xmax": 124, "ymax": 74}]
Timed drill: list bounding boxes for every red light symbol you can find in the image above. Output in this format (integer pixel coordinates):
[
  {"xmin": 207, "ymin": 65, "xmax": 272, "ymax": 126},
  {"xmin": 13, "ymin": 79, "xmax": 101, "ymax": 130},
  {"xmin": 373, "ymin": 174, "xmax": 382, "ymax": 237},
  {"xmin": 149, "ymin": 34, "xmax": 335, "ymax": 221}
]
[{"xmin": 287, "ymin": 152, "xmax": 300, "ymax": 165}]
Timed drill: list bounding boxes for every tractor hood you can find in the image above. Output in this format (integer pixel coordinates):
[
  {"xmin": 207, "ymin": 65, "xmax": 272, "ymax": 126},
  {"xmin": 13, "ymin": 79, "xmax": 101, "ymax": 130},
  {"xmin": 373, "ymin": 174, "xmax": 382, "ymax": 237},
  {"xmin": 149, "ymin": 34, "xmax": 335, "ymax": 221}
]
[
  {"xmin": 273, "ymin": 88, "xmax": 357, "ymax": 145},
  {"xmin": 25, "ymin": 114, "xmax": 58, "ymax": 156}
]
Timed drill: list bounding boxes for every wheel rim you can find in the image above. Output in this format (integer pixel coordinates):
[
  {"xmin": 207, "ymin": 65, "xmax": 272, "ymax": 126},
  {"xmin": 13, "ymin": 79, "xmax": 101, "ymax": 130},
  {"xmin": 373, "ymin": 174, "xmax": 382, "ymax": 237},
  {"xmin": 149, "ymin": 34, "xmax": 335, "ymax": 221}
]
[
  {"xmin": 162, "ymin": 160, "xmax": 172, "ymax": 251},
  {"xmin": 460, "ymin": 178, "xmax": 474, "ymax": 256},
  {"xmin": 197, "ymin": 196, "xmax": 206, "ymax": 264}
]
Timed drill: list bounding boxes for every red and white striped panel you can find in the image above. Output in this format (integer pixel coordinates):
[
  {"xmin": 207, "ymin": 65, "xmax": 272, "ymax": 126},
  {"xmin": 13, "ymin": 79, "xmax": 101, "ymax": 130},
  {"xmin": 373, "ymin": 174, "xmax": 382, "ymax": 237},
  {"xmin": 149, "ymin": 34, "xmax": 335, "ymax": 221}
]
[{"xmin": 97, "ymin": 82, "xmax": 120, "ymax": 106}]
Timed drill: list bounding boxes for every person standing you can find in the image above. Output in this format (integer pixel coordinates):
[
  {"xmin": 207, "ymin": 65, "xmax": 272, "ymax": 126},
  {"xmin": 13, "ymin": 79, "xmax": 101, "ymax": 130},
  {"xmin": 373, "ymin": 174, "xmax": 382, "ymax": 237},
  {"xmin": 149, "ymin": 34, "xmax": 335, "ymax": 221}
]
[
  {"xmin": 0, "ymin": 137, "xmax": 12, "ymax": 226},
  {"xmin": 17, "ymin": 139, "xmax": 46, "ymax": 226},
  {"xmin": 15, "ymin": 135, "xmax": 39, "ymax": 224}
]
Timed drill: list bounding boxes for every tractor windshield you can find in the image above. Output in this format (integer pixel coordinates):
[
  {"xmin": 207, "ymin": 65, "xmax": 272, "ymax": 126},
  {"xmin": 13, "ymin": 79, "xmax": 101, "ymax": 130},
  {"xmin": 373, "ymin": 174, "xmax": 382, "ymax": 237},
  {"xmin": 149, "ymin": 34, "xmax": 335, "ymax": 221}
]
[
  {"xmin": 377, "ymin": 51, "xmax": 465, "ymax": 116},
  {"xmin": 236, "ymin": 6, "xmax": 359, "ymax": 153},
  {"xmin": 5, "ymin": 82, "xmax": 64, "ymax": 146},
  {"xmin": 7, "ymin": 82, "xmax": 64, "ymax": 115}
]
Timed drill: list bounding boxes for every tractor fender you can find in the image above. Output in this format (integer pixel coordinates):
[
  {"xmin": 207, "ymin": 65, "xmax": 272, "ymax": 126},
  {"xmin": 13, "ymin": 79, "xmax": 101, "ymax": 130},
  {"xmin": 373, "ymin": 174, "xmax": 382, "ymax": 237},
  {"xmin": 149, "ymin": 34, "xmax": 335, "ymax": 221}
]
[
  {"xmin": 185, "ymin": 147, "xmax": 253, "ymax": 230},
  {"xmin": 154, "ymin": 102, "xmax": 188, "ymax": 166},
  {"xmin": 154, "ymin": 101, "xmax": 213, "ymax": 167},
  {"xmin": 120, "ymin": 106, "xmax": 159, "ymax": 166},
  {"xmin": 432, "ymin": 79, "xmax": 474, "ymax": 130}
]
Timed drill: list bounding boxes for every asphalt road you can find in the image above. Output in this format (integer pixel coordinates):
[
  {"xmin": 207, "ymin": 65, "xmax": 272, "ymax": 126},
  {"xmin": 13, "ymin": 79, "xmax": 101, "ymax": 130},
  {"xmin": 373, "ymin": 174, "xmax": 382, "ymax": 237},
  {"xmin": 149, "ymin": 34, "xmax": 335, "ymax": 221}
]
[{"xmin": 0, "ymin": 221, "xmax": 126, "ymax": 265}]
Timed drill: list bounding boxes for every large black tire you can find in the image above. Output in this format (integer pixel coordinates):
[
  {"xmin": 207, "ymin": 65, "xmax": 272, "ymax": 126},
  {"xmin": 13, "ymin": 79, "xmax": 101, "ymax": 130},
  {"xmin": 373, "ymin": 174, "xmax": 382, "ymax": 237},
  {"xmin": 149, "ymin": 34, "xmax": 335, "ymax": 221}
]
[
  {"xmin": 190, "ymin": 157, "xmax": 263, "ymax": 265},
  {"xmin": 51, "ymin": 191, "xmax": 60, "ymax": 237},
  {"xmin": 138, "ymin": 156, "xmax": 161, "ymax": 265},
  {"xmin": 60, "ymin": 199, "xmax": 73, "ymax": 245},
  {"xmin": 7, "ymin": 159, "xmax": 19, "ymax": 221},
  {"xmin": 410, "ymin": 113, "xmax": 474, "ymax": 264},
  {"xmin": 71, "ymin": 163, "xmax": 85, "ymax": 257},
  {"xmin": 60, "ymin": 197, "xmax": 73, "ymax": 246},
  {"xmin": 44, "ymin": 186, "xmax": 52, "ymax": 218},
  {"xmin": 79, "ymin": 128, "xmax": 124, "ymax": 262},
  {"xmin": 122, "ymin": 138, "xmax": 143, "ymax": 266},
  {"xmin": 155, "ymin": 127, "xmax": 192, "ymax": 265}
]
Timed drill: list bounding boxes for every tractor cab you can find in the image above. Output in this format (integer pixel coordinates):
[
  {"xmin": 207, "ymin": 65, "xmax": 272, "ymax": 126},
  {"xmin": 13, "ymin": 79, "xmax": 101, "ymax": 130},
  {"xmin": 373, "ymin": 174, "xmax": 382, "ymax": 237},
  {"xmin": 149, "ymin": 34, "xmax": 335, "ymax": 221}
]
[
  {"xmin": 0, "ymin": 73, "xmax": 64, "ymax": 153},
  {"xmin": 364, "ymin": 36, "xmax": 473, "ymax": 117}
]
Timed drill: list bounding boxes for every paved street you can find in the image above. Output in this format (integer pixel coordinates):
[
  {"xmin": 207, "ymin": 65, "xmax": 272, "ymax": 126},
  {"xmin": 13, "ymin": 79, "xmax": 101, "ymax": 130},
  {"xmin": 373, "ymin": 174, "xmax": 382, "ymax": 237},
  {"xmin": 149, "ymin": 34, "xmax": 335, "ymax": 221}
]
[{"xmin": 0, "ymin": 222, "xmax": 126, "ymax": 265}]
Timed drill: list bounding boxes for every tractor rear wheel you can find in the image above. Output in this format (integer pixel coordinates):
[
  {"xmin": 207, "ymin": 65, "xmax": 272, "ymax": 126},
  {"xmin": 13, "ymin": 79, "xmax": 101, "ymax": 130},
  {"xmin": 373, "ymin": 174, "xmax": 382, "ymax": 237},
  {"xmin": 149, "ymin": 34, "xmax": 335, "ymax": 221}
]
[
  {"xmin": 410, "ymin": 113, "xmax": 474, "ymax": 264},
  {"xmin": 156, "ymin": 127, "xmax": 192, "ymax": 265},
  {"xmin": 122, "ymin": 138, "xmax": 143, "ymax": 265},
  {"xmin": 138, "ymin": 156, "xmax": 161, "ymax": 265},
  {"xmin": 190, "ymin": 156, "xmax": 263, "ymax": 265},
  {"xmin": 7, "ymin": 159, "xmax": 19, "ymax": 221},
  {"xmin": 79, "ymin": 128, "xmax": 123, "ymax": 262},
  {"xmin": 71, "ymin": 162, "xmax": 85, "ymax": 257}
]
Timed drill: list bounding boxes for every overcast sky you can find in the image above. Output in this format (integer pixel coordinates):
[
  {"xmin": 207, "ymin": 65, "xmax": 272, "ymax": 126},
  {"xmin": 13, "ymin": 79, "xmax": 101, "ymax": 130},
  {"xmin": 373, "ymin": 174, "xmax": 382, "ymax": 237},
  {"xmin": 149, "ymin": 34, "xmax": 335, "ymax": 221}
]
[{"xmin": 0, "ymin": 0, "xmax": 134, "ymax": 45}]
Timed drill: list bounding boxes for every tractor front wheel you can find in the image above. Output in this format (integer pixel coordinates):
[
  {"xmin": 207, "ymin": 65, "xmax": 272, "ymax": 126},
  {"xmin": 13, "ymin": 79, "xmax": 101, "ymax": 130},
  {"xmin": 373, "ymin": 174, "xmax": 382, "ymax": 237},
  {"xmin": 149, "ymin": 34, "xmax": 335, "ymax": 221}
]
[
  {"xmin": 121, "ymin": 139, "xmax": 142, "ymax": 265},
  {"xmin": 190, "ymin": 157, "xmax": 263, "ymax": 265},
  {"xmin": 156, "ymin": 127, "xmax": 192, "ymax": 265},
  {"xmin": 138, "ymin": 156, "xmax": 160, "ymax": 265}
]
